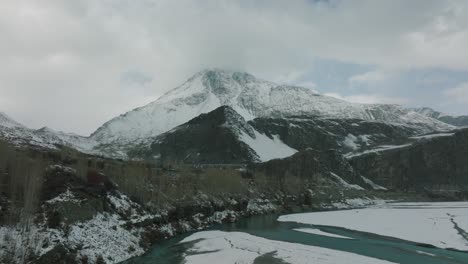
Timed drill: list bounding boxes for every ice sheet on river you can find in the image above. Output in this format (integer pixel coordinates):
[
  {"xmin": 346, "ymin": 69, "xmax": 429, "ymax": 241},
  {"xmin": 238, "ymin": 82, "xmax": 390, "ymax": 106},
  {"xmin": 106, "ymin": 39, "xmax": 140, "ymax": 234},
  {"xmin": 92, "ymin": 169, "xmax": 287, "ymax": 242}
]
[
  {"xmin": 279, "ymin": 202, "xmax": 468, "ymax": 251},
  {"xmin": 180, "ymin": 230, "xmax": 396, "ymax": 264}
]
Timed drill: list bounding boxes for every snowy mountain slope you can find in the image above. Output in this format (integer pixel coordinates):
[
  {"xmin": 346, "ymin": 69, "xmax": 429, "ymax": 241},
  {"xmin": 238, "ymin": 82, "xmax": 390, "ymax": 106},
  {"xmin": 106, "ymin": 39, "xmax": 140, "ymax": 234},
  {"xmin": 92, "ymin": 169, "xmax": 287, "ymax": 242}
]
[
  {"xmin": 0, "ymin": 115, "xmax": 97, "ymax": 153},
  {"xmin": 34, "ymin": 127, "xmax": 98, "ymax": 152},
  {"xmin": 0, "ymin": 112, "xmax": 24, "ymax": 129},
  {"xmin": 91, "ymin": 70, "xmax": 453, "ymax": 146},
  {"xmin": 413, "ymin": 107, "xmax": 468, "ymax": 127},
  {"xmin": 129, "ymin": 106, "xmax": 297, "ymax": 163}
]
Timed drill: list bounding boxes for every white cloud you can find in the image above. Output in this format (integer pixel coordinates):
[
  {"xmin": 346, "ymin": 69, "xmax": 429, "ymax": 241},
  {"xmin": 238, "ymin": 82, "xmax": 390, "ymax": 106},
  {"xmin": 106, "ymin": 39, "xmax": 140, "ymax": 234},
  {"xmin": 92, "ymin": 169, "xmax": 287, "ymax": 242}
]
[
  {"xmin": 444, "ymin": 82, "xmax": 468, "ymax": 104},
  {"xmin": 325, "ymin": 93, "xmax": 408, "ymax": 105},
  {"xmin": 1, "ymin": 0, "xmax": 468, "ymax": 134},
  {"xmin": 349, "ymin": 70, "xmax": 389, "ymax": 84}
]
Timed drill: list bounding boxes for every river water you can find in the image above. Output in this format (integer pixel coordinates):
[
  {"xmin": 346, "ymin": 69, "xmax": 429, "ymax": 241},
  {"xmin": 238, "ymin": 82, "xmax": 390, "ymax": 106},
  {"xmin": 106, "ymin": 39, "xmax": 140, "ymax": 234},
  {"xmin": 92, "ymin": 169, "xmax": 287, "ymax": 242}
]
[{"xmin": 124, "ymin": 208, "xmax": 468, "ymax": 264}]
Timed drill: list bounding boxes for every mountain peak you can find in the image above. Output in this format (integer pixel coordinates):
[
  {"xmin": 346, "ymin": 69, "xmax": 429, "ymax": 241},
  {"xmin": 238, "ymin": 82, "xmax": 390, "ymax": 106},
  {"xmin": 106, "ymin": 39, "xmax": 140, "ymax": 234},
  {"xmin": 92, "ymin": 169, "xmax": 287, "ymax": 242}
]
[
  {"xmin": 194, "ymin": 68, "xmax": 256, "ymax": 79},
  {"xmin": 159, "ymin": 68, "xmax": 261, "ymax": 104}
]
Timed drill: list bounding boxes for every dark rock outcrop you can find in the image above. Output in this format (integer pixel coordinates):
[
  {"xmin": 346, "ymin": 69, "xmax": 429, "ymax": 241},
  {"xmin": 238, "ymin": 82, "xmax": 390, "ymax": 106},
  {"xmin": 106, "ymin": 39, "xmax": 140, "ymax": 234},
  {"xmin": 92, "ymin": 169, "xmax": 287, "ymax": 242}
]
[
  {"xmin": 128, "ymin": 106, "xmax": 258, "ymax": 164},
  {"xmin": 251, "ymin": 148, "xmax": 368, "ymax": 191},
  {"xmin": 349, "ymin": 128, "xmax": 468, "ymax": 198}
]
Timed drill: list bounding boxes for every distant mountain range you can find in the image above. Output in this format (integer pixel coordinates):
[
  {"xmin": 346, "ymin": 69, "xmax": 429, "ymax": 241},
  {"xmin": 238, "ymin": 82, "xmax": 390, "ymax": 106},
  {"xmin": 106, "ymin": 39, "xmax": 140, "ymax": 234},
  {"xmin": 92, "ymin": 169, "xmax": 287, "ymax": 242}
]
[{"xmin": 0, "ymin": 69, "xmax": 465, "ymax": 162}]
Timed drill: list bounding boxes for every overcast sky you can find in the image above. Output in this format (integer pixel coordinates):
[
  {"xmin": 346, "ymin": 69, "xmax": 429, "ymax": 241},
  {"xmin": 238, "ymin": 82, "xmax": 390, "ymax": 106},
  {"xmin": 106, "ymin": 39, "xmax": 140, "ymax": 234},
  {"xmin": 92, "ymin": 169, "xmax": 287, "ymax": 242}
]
[{"xmin": 1, "ymin": 0, "xmax": 468, "ymax": 135}]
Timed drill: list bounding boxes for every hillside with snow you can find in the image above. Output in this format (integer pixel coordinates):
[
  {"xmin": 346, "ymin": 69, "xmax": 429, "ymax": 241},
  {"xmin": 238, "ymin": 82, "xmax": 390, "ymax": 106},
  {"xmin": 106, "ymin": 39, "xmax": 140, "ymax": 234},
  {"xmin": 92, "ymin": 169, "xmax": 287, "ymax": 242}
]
[
  {"xmin": 413, "ymin": 107, "xmax": 468, "ymax": 127},
  {"xmin": 128, "ymin": 106, "xmax": 297, "ymax": 163},
  {"xmin": 0, "ymin": 113, "xmax": 97, "ymax": 153}
]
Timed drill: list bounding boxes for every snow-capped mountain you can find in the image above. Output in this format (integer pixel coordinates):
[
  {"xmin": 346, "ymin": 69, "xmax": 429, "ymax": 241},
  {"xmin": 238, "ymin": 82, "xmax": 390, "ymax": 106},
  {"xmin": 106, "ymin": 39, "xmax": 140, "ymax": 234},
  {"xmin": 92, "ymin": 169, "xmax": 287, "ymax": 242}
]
[
  {"xmin": 0, "ymin": 69, "xmax": 457, "ymax": 160},
  {"xmin": 0, "ymin": 114, "xmax": 97, "ymax": 153},
  {"xmin": 91, "ymin": 69, "xmax": 453, "ymax": 146},
  {"xmin": 413, "ymin": 107, "xmax": 468, "ymax": 127}
]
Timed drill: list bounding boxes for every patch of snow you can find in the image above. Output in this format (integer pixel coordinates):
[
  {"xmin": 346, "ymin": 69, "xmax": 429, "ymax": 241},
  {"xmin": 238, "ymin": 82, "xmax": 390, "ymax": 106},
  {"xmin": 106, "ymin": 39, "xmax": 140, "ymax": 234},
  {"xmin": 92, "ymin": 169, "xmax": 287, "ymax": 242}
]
[
  {"xmin": 239, "ymin": 130, "xmax": 297, "ymax": 162},
  {"xmin": 0, "ymin": 223, "xmax": 59, "ymax": 263},
  {"xmin": 205, "ymin": 210, "xmax": 237, "ymax": 224},
  {"xmin": 330, "ymin": 172, "xmax": 364, "ymax": 190},
  {"xmin": 47, "ymin": 164, "xmax": 77, "ymax": 174},
  {"xmin": 246, "ymin": 199, "xmax": 276, "ymax": 214},
  {"xmin": 107, "ymin": 192, "xmax": 161, "ymax": 225},
  {"xmin": 293, "ymin": 228, "xmax": 354, "ymax": 239},
  {"xmin": 67, "ymin": 213, "xmax": 145, "ymax": 263},
  {"xmin": 345, "ymin": 144, "xmax": 412, "ymax": 159},
  {"xmin": 325, "ymin": 198, "xmax": 386, "ymax": 209},
  {"xmin": 159, "ymin": 224, "xmax": 176, "ymax": 238},
  {"xmin": 342, "ymin": 134, "xmax": 359, "ymax": 150},
  {"xmin": 410, "ymin": 133, "xmax": 454, "ymax": 140},
  {"xmin": 361, "ymin": 176, "xmax": 387, "ymax": 190},
  {"xmin": 46, "ymin": 189, "xmax": 82, "ymax": 204},
  {"xmin": 359, "ymin": 134, "xmax": 372, "ymax": 145}
]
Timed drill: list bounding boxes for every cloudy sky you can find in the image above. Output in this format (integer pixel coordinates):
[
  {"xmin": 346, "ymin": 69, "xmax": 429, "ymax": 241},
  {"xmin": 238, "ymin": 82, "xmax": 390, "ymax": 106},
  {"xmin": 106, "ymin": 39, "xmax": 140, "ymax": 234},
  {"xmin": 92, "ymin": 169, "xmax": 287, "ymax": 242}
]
[{"xmin": 1, "ymin": 0, "xmax": 468, "ymax": 135}]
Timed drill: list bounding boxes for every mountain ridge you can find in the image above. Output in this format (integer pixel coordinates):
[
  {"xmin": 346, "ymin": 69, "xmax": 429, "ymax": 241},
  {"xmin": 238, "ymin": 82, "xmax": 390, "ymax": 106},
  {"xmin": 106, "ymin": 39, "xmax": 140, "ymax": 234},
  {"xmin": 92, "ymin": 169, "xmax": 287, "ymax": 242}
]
[
  {"xmin": 0, "ymin": 69, "xmax": 460, "ymax": 159},
  {"xmin": 90, "ymin": 69, "xmax": 454, "ymax": 147},
  {"xmin": 413, "ymin": 107, "xmax": 468, "ymax": 127}
]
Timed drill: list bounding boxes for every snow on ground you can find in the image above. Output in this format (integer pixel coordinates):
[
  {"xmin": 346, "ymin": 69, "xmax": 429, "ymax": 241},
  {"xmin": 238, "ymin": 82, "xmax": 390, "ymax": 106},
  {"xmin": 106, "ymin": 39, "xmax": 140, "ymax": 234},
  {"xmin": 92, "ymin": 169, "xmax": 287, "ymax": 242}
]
[
  {"xmin": 410, "ymin": 133, "xmax": 455, "ymax": 140},
  {"xmin": 324, "ymin": 197, "xmax": 387, "ymax": 209},
  {"xmin": 342, "ymin": 134, "xmax": 359, "ymax": 150},
  {"xmin": 361, "ymin": 176, "xmax": 387, "ymax": 190},
  {"xmin": 341, "ymin": 134, "xmax": 372, "ymax": 151},
  {"xmin": 179, "ymin": 230, "xmax": 396, "ymax": 264},
  {"xmin": 67, "ymin": 213, "xmax": 145, "ymax": 263},
  {"xmin": 0, "ymin": 223, "xmax": 57, "ymax": 263},
  {"xmin": 293, "ymin": 228, "xmax": 354, "ymax": 239},
  {"xmin": 46, "ymin": 189, "xmax": 82, "ymax": 204},
  {"xmin": 279, "ymin": 202, "xmax": 468, "ymax": 250},
  {"xmin": 330, "ymin": 172, "xmax": 364, "ymax": 190},
  {"xmin": 0, "ymin": 191, "xmax": 154, "ymax": 264},
  {"xmin": 246, "ymin": 198, "xmax": 277, "ymax": 214},
  {"xmin": 239, "ymin": 129, "xmax": 297, "ymax": 162}
]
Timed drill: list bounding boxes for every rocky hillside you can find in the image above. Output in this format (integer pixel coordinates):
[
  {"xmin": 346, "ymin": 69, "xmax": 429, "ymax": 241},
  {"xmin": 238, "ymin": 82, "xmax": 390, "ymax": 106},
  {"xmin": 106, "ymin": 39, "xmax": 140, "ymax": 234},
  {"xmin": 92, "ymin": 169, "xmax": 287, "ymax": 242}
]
[
  {"xmin": 349, "ymin": 128, "xmax": 468, "ymax": 199},
  {"xmin": 0, "ymin": 137, "xmax": 397, "ymax": 264},
  {"xmin": 128, "ymin": 106, "xmax": 297, "ymax": 164},
  {"xmin": 127, "ymin": 105, "xmax": 431, "ymax": 164}
]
